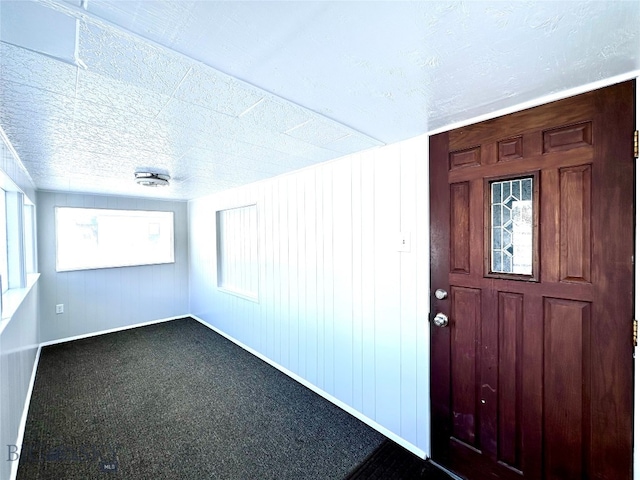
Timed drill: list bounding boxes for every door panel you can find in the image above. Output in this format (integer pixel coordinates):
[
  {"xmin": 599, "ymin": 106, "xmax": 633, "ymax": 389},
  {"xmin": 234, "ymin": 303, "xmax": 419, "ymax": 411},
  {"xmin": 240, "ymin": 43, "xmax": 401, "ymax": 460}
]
[
  {"xmin": 497, "ymin": 291, "xmax": 524, "ymax": 471},
  {"xmin": 430, "ymin": 81, "xmax": 635, "ymax": 480},
  {"xmin": 450, "ymin": 286, "xmax": 481, "ymax": 447},
  {"xmin": 450, "ymin": 182, "xmax": 471, "ymax": 274},
  {"xmin": 559, "ymin": 165, "xmax": 591, "ymax": 283},
  {"xmin": 543, "ymin": 298, "xmax": 590, "ymax": 480}
]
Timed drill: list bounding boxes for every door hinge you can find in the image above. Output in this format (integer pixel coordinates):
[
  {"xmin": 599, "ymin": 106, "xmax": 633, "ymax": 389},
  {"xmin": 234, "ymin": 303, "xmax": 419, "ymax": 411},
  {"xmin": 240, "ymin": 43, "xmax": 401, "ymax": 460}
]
[
  {"xmin": 634, "ymin": 130, "xmax": 639, "ymax": 158},
  {"xmin": 634, "ymin": 319, "xmax": 638, "ymax": 347}
]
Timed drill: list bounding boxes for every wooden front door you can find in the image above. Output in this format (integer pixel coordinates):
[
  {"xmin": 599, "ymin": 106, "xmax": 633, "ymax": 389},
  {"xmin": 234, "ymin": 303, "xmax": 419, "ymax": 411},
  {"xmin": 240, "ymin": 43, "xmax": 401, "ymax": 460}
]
[{"xmin": 429, "ymin": 81, "xmax": 635, "ymax": 480}]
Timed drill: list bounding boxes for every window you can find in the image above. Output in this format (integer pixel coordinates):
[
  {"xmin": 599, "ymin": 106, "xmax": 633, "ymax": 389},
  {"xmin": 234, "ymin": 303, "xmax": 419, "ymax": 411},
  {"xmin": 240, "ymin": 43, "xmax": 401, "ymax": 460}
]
[
  {"xmin": 216, "ymin": 205, "xmax": 258, "ymax": 300},
  {"xmin": 23, "ymin": 202, "xmax": 36, "ymax": 274},
  {"xmin": 488, "ymin": 175, "xmax": 537, "ymax": 279},
  {"xmin": 0, "ymin": 188, "xmax": 36, "ymax": 302},
  {"xmin": 5, "ymin": 191, "xmax": 25, "ymax": 289},
  {"xmin": 55, "ymin": 207, "xmax": 174, "ymax": 272}
]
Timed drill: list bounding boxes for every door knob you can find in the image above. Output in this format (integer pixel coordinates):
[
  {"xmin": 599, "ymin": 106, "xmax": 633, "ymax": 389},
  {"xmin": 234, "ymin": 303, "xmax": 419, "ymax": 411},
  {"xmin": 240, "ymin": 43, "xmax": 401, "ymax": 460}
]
[
  {"xmin": 434, "ymin": 289, "xmax": 448, "ymax": 300},
  {"xmin": 433, "ymin": 312, "xmax": 449, "ymax": 327}
]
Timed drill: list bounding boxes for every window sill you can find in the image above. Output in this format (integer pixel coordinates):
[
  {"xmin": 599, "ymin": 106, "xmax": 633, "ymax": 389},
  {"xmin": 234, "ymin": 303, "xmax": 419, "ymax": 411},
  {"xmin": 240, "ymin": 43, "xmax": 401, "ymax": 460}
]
[
  {"xmin": 218, "ymin": 286, "xmax": 259, "ymax": 303},
  {"xmin": 0, "ymin": 273, "xmax": 40, "ymax": 335}
]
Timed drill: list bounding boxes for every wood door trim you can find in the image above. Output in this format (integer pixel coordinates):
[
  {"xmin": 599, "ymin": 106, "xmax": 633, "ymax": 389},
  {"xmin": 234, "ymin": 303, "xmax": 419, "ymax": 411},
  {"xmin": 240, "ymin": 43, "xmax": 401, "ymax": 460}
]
[
  {"xmin": 482, "ymin": 171, "xmax": 540, "ymax": 282},
  {"xmin": 430, "ymin": 130, "xmax": 452, "ymax": 463},
  {"xmin": 587, "ymin": 79, "xmax": 634, "ymax": 478}
]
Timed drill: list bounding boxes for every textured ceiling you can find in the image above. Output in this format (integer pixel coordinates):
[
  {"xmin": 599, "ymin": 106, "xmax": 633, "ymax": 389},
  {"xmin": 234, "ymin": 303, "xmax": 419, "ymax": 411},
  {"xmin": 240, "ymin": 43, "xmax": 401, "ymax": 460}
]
[{"xmin": 0, "ymin": 0, "xmax": 638, "ymax": 200}]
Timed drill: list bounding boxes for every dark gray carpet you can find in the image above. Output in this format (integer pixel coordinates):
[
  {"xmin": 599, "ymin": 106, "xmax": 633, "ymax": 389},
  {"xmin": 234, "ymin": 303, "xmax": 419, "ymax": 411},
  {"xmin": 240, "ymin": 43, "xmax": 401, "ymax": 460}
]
[
  {"xmin": 344, "ymin": 440, "xmax": 453, "ymax": 479},
  {"xmin": 17, "ymin": 317, "xmax": 384, "ymax": 479}
]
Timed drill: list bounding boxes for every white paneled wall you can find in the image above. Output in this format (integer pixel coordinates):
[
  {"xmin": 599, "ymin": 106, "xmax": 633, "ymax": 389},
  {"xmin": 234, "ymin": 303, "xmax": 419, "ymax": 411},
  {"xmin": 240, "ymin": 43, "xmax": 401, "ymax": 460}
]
[
  {"xmin": 0, "ymin": 281, "xmax": 39, "ymax": 480},
  {"xmin": 0, "ymin": 130, "xmax": 39, "ymax": 480},
  {"xmin": 189, "ymin": 134, "xmax": 430, "ymax": 455},
  {"xmin": 37, "ymin": 192, "xmax": 189, "ymax": 343}
]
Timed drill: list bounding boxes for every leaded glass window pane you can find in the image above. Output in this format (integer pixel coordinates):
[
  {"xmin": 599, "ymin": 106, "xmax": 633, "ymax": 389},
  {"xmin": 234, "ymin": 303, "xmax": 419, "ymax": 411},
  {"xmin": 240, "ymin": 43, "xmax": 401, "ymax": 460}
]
[{"xmin": 490, "ymin": 177, "xmax": 533, "ymax": 275}]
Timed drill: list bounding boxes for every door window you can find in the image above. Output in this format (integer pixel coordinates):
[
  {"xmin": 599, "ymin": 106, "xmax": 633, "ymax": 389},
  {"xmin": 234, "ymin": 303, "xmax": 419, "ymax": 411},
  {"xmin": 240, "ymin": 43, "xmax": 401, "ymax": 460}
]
[{"xmin": 489, "ymin": 176, "xmax": 535, "ymax": 277}]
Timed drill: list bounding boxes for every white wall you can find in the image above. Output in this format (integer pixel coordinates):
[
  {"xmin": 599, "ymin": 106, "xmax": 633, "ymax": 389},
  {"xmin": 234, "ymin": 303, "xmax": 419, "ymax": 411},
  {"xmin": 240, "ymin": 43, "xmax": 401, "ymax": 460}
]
[
  {"xmin": 0, "ymin": 281, "xmax": 39, "ymax": 480},
  {"xmin": 0, "ymin": 133, "xmax": 39, "ymax": 480},
  {"xmin": 37, "ymin": 191, "xmax": 189, "ymax": 343},
  {"xmin": 189, "ymin": 134, "xmax": 431, "ymax": 456}
]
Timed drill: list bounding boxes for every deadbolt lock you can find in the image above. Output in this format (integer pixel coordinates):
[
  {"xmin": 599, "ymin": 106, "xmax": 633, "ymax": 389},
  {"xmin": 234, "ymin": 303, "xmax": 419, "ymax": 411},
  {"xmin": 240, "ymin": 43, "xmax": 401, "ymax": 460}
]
[{"xmin": 434, "ymin": 289, "xmax": 448, "ymax": 300}]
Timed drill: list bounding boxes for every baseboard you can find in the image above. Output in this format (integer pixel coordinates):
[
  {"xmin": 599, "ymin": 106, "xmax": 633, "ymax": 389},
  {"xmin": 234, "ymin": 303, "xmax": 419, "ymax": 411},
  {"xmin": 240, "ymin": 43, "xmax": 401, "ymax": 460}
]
[
  {"xmin": 10, "ymin": 345, "xmax": 42, "ymax": 480},
  {"xmin": 190, "ymin": 314, "xmax": 427, "ymax": 459},
  {"xmin": 39, "ymin": 315, "xmax": 188, "ymax": 347}
]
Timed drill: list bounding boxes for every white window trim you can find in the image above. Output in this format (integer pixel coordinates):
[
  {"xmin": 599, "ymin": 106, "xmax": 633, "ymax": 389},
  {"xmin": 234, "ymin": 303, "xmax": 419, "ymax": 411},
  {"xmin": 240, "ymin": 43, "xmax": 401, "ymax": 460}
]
[
  {"xmin": 0, "ymin": 273, "xmax": 39, "ymax": 330},
  {"xmin": 216, "ymin": 204, "xmax": 259, "ymax": 302},
  {"xmin": 55, "ymin": 207, "xmax": 175, "ymax": 272},
  {"xmin": 0, "ymin": 163, "xmax": 37, "ymax": 322}
]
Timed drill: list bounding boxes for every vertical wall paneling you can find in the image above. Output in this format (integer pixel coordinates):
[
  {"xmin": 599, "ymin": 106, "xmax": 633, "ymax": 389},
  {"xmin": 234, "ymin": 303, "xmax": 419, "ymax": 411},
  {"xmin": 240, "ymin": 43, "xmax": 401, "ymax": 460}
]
[
  {"xmin": 373, "ymin": 143, "xmax": 402, "ymax": 430},
  {"xmin": 303, "ymin": 170, "xmax": 318, "ymax": 386},
  {"xmin": 351, "ymin": 154, "xmax": 364, "ymax": 412},
  {"xmin": 188, "ymin": 134, "xmax": 431, "ymax": 456},
  {"xmin": 400, "ymin": 137, "xmax": 419, "ymax": 445},
  {"xmin": 333, "ymin": 158, "xmax": 353, "ymax": 404},
  {"xmin": 296, "ymin": 174, "xmax": 306, "ymax": 377},
  {"xmin": 315, "ymin": 169, "xmax": 326, "ymax": 389},
  {"xmin": 414, "ymin": 134, "xmax": 430, "ymax": 452},
  {"xmin": 37, "ymin": 192, "xmax": 189, "ymax": 343},
  {"xmin": 322, "ymin": 164, "xmax": 335, "ymax": 393},
  {"xmin": 361, "ymin": 150, "xmax": 377, "ymax": 420},
  {"xmin": 271, "ymin": 181, "xmax": 281, "ymax": 362},
  {"xmin": 0, "ymin": 282, "xmax": 39, "ymax": 480},
  {"xmin": 0, "ymin": 130, "xmax": 39, "ymax": 480},
  {"xmin": 288, "ymin": 176, "xmax": 299, "ymax": 374},
  {"xmin": 259, "ymin": 183, "xmax": 269, "ymax": 355},
  {"xmin": 279, "ymin": 177, "xmax": 290, "ymax": 366}
]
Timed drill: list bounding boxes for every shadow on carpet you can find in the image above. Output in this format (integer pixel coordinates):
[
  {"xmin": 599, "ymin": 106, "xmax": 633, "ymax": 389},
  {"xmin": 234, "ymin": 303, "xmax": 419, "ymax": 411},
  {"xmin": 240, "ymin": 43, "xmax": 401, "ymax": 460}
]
[{"xmin": 344, "ymin": 440, "xmax": 454, "ymax": 479}]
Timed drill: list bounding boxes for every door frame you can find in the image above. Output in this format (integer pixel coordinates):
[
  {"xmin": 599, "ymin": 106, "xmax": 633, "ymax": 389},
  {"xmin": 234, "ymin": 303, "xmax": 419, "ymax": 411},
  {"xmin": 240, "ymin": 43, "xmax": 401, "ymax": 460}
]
[
  {"xmin": 425, "ymin": 70, "xmax": 640, "ymax": 478},
  {"xmin": 634, "ymin": 75, "xmax": 640, "ymax": 480}
]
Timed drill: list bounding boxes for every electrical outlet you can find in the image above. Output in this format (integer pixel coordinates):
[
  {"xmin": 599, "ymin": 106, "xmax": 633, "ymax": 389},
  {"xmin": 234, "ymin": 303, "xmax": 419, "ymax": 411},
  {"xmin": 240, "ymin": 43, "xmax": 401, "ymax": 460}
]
[{"xmin": 55, "ymin": 304, "xmax": 64, "ymax": 314}]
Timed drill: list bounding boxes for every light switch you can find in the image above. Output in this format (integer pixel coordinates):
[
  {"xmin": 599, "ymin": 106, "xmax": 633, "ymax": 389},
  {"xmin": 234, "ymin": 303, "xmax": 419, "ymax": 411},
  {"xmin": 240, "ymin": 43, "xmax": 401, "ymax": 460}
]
[{"xmin": 397, "ymin": 232, "xmax": 411, "ymax": 252}]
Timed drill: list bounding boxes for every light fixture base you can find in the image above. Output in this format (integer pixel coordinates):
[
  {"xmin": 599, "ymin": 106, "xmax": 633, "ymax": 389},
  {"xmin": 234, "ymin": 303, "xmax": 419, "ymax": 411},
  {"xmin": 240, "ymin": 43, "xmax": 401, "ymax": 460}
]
[{"xmin": 135, "ymin": 172, "xmax": 170, "ymax": 187}]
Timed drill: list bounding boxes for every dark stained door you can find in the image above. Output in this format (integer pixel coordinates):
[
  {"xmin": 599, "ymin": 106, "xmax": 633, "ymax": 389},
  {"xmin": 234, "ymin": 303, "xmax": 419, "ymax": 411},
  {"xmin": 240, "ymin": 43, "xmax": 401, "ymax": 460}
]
[{"xmin": 429, "ymin": 81, "xmax": 635, "ymax": 480}]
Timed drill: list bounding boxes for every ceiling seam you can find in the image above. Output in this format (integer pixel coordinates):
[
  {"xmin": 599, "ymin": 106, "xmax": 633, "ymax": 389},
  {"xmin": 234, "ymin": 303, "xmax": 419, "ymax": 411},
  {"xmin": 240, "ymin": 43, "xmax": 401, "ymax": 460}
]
[
  {"xmin": 33, "ymin": 0, "xmax": 386, "ymax": 146},
  {"xmin": 154, "ymin": 66, "xmax": 193, "ymax": 122}
]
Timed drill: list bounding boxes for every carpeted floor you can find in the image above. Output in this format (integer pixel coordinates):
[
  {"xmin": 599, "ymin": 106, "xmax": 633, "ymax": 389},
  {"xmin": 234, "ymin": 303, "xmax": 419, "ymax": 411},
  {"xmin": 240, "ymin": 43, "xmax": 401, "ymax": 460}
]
[
  {"xmin": 344, "ymin": 440, "xmax": 454, "ymax": 479},
  {"xmin": 17, "ymin": 317, "xmax": 387, "ymax": 479}
]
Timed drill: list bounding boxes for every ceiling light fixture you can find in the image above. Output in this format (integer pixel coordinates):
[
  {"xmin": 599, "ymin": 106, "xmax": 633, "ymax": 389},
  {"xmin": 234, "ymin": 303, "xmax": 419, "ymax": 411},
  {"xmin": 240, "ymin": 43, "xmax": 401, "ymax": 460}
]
[{"xmin": 135, "ymin": 172, "xmax": 170, "ymax": 187}]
